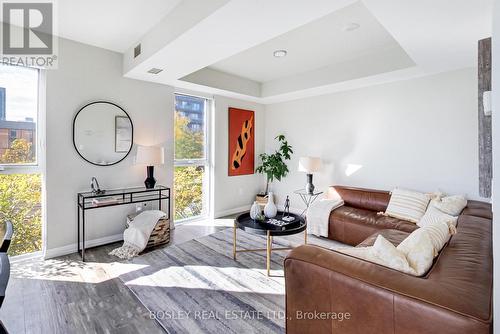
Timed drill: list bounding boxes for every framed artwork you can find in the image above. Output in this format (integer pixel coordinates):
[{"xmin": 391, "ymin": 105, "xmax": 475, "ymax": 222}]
[
  {"xmin": 228, "ymin": 107, "xmax": 254, "ymax": 176},
  {"xmin": 115, "ymin": 116, "xmax": 132, "ymax": 153}
]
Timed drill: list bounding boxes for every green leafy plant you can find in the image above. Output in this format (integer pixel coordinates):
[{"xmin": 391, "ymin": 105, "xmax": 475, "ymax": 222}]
[{"xmin": 256, "ymin": 134, "xmax": 293, "ymax": 194}]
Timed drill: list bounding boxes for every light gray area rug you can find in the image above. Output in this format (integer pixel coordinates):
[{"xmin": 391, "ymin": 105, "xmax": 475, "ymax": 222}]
[{"xmin": 113, "ymin": 228, "xmax": 344, "ymax": 334}]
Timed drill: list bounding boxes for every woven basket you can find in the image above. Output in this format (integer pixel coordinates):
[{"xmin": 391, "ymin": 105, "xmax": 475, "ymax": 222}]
[
  {"xmin": 126, "ymin": 213, "xmax": 170, "ymax": 249},
  {"xmin": 256, "ymin": 194, "xmax": 267, "ymax": 208}
]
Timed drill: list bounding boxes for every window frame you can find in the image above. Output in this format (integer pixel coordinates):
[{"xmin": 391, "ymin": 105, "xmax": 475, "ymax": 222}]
[
  {"xmin": 0, "ymin": 65, "xmax": 42, "ymax": 170},
  {"xmin": 0, "ymin": 65, "xmax": 46, "ymax": 260},
  {"xmin": 173, "ymin": 92, "xmax": 212, "ymax": 223}
]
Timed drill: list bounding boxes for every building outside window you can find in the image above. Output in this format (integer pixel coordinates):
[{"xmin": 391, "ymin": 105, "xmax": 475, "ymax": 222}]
[
  {"xmin": 174, "ymin": 93, "xmax": 210, "ymax": 221},
  {"xmin": 0, "ymin": 64, "xmax": 42, "ymax": 257}
]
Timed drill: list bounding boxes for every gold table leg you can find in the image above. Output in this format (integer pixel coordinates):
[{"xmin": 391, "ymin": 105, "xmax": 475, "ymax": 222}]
[
  {"xmin": 266, "ymin": 231, "xmax": 271, "ymax": 276},
  {"xmin": 233, "ymin": 221, "xmax": 237, "ymax": 260},
  {"xmin": 304, "ymin": 231, "xmax": 308, "ymax": 244}
]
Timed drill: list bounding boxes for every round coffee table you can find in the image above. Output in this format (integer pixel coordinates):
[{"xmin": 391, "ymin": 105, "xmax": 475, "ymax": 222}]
[{"xmin": 233, "ymin": 212, "xmax": 307, "ymax": 276}]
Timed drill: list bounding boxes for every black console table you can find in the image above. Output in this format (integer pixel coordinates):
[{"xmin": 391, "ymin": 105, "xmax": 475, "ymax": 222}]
[{"xmin": 77, "ymin": 185, "xmax": 171, "ymax": 261}]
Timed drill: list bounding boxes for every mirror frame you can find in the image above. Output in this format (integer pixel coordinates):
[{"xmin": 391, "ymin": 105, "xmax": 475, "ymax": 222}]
[{"xmin": 72, "ymin": 101, "xmax": 134, "ymax": 166}]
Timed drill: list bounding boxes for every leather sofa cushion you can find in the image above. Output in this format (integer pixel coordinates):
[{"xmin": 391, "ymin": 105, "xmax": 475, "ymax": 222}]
[
  {"xmin": 329, "ymin": 206, "xmax": 418, "ymax": 246},
  {"xmin": 356, "ymin": 229, "xmax": 410, "ymax": 248},
  {"xmin": 461, "ymin": 200, "xmax": 492, "ymax": 220},
  {"xmin": 331, "ymin": 186, "xmax": 391, "ymax": 212}
]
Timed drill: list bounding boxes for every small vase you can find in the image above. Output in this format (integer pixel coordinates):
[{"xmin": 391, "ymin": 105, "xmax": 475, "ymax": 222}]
[
  {"xmin": 250, "ymin": 201, "xmax": 261, "ymax": 220},
  {"xmin": 264, "ymin": 192, "xmax": 278, "ymax": 218}
]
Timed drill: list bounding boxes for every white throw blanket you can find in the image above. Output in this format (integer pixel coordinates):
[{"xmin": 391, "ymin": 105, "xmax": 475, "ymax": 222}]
[
  {"xmin": 306, "ymin": 197, "xmax": 344, "ymax": 237},
  {"xmin": 109, "ymin": 210, "xmax": 166, "ymax": 259}
]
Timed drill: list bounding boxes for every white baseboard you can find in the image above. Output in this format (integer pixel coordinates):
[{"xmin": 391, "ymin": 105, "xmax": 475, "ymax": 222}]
[
  {"xmin": 214, "ymin": 205, "xmax": 251, "ymax": 218},
  {"xmin": 44, "ymin": 233, "xmax": 123, "ymax": 260},
  {"xmin": 9, "ymin": 251, "xmax": 43, "ymax": 263}
]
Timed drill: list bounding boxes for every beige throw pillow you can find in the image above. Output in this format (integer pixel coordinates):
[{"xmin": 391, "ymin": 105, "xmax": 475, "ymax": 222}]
[
  {"xmin": 418, "ymin": 205, "xmax": 458, "ymax": 229},
  {"xmin": 338, "ymin": 235, "xmax": 416, "ymax": 275},
  {"xmin": 396, "ymin": 230, "xmax": 435, "ymax": 275},
  {"xmin": 385, "ymin": 188, "xmax": 430, "ymax": 223},
  {"xmin": 432, "ymin": 195, "xmax": 467, "ymax": 216},
  {"xmin": 398, "ymin": 218, "xmax": 455, "ymax": 266},
  {"xmin": 338, "ymin": 217, "xmax": 456, "ymax": 277},
  {"xmin": 371, "ymin": 235, "xmax": 415, "ymax": 274}
]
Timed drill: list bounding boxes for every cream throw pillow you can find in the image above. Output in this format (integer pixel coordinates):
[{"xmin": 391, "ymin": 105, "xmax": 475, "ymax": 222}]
[
  {"xmin": 396, "ymin": 230, "xmax": 435, "ymax": 275},
  {"xmin": 338, "ymin": 236, "xmax": 416, "ymax": 275},
  {"xmin": 399, "ymin": 217, "xmax": 455, "ymax": 262},
  {"xmin": 385, "ymin": 188, "xmax": 430, "ymax": 223},
  {"xmin": 338, "ymin": 218, "xmax": 456, "ymax": 277},
  {"xmin": 432, "ymin": 195, "xmax": 467, "ymax": 216},
  {"xmin": 371, "ymin": 235, "xmax": 415, "ymax": 274},
  {"xmin": 418, "ymin": 205, "xmax": 458, "ymax": 229}
]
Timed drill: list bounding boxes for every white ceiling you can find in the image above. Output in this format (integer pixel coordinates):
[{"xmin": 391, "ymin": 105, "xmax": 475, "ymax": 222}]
[
  {"xmin": 30, "ymin": 0, "xmax": 493, "ymax": 103},
  {"xmin": 209, "ymin": 2, "xmax": 406, "ymax": 83},
  {"xmin": 57, "ymin": 0, "xmax": 181, "ymax": 52}
]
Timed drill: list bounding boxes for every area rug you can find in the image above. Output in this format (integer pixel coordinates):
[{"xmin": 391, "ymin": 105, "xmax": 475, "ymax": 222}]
[{"xmin": 113, "ymin": 228, "xmax": 342, "ymax": 334}]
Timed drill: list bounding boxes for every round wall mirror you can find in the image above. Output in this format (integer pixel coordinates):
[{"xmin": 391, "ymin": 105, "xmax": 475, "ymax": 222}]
[{"xmin": 73, "ymin": 101, "xmax": 133, "ymax": 166}]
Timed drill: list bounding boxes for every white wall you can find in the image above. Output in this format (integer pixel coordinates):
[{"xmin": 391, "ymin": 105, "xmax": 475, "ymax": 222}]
[
  {"xmin": 264, "ymin": 68, "xmax": 480, "ymax": 210},
  {"xmin": 491, "ymin": 0, "xmax": 499, "ymax": 332},
  {"xmin": 45, "ymin": 38, "xmax": 173, "ymax": 255},
  {"xmin": 213, "ymin": 95, "xmax": 265, "ymax": 217}
]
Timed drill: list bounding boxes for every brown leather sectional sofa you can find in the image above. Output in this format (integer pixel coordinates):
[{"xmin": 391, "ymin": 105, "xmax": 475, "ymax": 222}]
[{"xmin": 285, "ymin": 186, "xmax": 493, "ymax": 334}]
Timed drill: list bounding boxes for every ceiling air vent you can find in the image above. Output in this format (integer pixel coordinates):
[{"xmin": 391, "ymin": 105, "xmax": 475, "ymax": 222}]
[
  {"xmin": 147, "ymin": 68, "xmax": 163, "ymax": 74},
  {"xmin": 134, "ymin": 44, "xmax": 141, "ymax": 58}
]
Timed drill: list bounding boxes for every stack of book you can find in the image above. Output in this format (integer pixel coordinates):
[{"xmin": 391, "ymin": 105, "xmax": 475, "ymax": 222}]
[{"xmin": 92, "ymin": 196, "xmax": 119, "ymax": 206}]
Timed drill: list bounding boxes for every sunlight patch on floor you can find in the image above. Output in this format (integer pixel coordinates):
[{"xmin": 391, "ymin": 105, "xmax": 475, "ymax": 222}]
[
  {"xmin": 10, "ymin": 258, "xmax": 149, "ymax": 284},
  {"xmin": 124, "ymin": 265, "xmax": 285, "ymax": 295}
]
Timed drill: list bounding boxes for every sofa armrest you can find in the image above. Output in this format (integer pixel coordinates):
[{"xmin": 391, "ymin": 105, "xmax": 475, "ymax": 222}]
[
  {"xmin": 284, "ymin": 245, "xmax": 491, "ymax": 334},
  {"xmin": 284, "ymin": 244, "xmax": 400, "ymax": 334}
]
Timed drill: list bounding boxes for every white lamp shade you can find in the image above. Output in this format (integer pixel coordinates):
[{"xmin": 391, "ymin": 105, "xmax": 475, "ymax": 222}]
[
  {"xmin": 135, "ymin": 146, "xmax": 164, "ymax": 165},
  {"xmin": 298, "ymin": 157, "xmax": 322, "ymax": 173}
]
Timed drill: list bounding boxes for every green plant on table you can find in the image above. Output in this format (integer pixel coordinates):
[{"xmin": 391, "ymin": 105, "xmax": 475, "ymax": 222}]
[{"xmin": 255, "ymin": 134, "xmax": 293, "ymax": 195}]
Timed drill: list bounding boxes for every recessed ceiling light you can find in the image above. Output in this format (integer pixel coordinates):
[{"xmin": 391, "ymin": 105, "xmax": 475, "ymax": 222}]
[
  {"xmin": 342, "ymin": 22, "xmax": 360, "ymax": 32},
  {"xmin": 147, "ymin": 68, "xmax": 163, "ymax": 74},
  {"xmin": 273, "ymin": 50, "xmax": 287, "ymax": 58}
]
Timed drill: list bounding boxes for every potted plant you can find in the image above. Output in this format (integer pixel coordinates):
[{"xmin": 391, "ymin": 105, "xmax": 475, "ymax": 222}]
[{"xmin": 255, "ymin": 134, "xmax": 293, "ymax": 205}]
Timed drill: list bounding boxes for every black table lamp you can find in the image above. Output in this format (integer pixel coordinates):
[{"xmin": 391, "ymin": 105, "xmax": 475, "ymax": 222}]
[{"xmin": 135, "ymin": 146, "xmax": 164, "ymax": 188}]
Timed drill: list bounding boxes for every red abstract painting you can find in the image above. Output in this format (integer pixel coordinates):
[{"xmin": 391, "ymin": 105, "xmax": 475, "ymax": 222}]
[{"xmin": 228, "ymin": 107, "xmax": 254, "ymax": 176}]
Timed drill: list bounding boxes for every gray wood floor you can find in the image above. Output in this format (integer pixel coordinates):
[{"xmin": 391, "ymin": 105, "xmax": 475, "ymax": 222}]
[
  {"xmin": 0, "ymin": 215, "xmax": 342, "ymax": 334},
  {"xmin": 0, "ymin": 218, "xmax": 232, "ymax": 334}
]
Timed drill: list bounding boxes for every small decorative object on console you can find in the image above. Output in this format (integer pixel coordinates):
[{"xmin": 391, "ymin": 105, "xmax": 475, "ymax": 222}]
[
  {"xmin": 92, "ymin": 196, "xmax": 118, "ymax": 206},
  {"xmin": 90, "ymin": 177, "xmax": 105, "ymax": 195}
]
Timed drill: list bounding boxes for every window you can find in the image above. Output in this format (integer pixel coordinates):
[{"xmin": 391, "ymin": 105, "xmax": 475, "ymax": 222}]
[
  {"xmin": 0, "ymin": 64, "xmax": 38, "ymax": 165},
  {"xmin": 0, "ymin": 64, "xmax": 42, "ymax": 257},
  {"xmin": 8, "ymin": 129, "xmax": 16, "ymax": 144},
  {"xmin": 174, "ymin": 93, "xmax": 210, "ymax": 221}
]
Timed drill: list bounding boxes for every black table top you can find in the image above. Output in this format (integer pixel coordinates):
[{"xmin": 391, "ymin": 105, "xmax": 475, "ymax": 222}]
[{"xmin": 235, "ymin": 212, "xmax": 306, "ymax": 236}]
